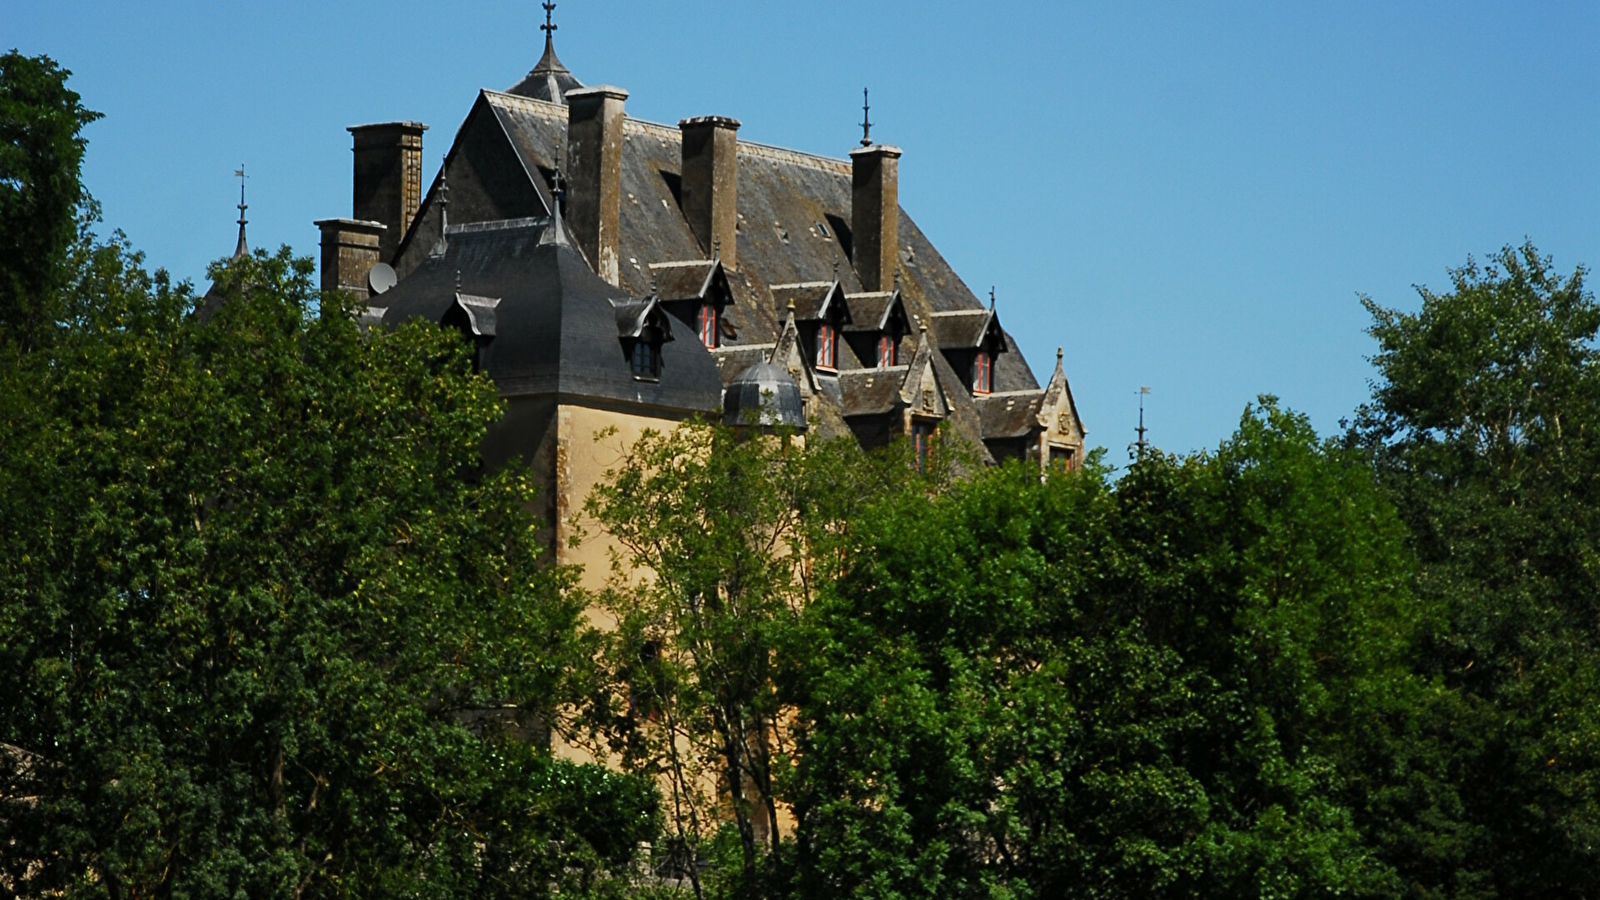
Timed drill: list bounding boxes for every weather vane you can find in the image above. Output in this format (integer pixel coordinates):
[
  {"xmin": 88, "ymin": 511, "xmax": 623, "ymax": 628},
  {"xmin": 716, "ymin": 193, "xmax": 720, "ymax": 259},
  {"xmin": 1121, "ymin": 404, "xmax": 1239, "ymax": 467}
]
[
  {"xmin": 1135, "ymin": 386, "xmax": 1151, "ymax": 457},
  {"xmin": 233, "ymin": 163, "xmax": 248, "ymax": 227},
  {"xmin": 860, "ymin": 88, "xmax": 873, "ymax": 147}
]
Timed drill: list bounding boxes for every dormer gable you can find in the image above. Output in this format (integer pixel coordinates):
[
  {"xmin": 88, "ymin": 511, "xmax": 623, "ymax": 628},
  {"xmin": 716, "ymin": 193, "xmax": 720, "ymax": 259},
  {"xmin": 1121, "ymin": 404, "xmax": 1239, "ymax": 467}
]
[
  {"xmin": 648, "ymin": 258, "xmax": 737, "ymax": 347},
  {"xmin": 842, "ymin": 289, "xmax": 909, "ymax": 367},
  {"xmin": 929, "ymin": 308, "xmax": 1007, "ymax": 395},
  {"xmin": 771, "ymin": 279, "xmax": 851, "ymax": 372}
]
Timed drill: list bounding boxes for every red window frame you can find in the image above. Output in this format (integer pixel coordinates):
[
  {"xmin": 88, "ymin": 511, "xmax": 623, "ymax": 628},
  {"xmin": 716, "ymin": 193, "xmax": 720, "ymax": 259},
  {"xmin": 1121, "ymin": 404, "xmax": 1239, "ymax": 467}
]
[
  {"xmin": 697, "ymin": 303, "xmax": 718, "ymax": 349},
  {"xmin": 877, "ymin": 333, "xmax": 897, "ymax": 367},
  {"xmin": 817, "ymin": 323, "xmax": 837, "ymax": 370},
  {"xmin": 973, "ymin": 351, "xmax": 992, "ymax": 394}
]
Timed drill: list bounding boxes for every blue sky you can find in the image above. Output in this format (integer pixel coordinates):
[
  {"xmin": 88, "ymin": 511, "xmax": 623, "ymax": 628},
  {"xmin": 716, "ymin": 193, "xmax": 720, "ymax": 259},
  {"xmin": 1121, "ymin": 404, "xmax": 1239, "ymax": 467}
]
[{"xmin": 10, "ymin": 1, "xmax": 1598, "ymax": 457}]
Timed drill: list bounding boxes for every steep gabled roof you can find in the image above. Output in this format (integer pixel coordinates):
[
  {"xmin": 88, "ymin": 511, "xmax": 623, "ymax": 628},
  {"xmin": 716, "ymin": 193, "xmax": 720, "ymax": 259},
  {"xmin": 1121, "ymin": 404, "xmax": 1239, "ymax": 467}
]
[{"xmin": 976, "ymin": 391, "xmax": 1046, "ymax": 440}]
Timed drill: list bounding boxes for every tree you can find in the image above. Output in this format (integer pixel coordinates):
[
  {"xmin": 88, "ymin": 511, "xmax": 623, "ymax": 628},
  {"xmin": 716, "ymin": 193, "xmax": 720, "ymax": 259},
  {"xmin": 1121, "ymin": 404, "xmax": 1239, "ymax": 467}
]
[
  {"xmin": 0, "ymin": 51, "xmax": 100, "ymax": 350},
  {"xmin": 784, "ymin": 402, "xmax": 1415, "ymax": 899},
  {"xmin": 1353, "ymin": 242, "xmax": 1600, "ymax": 898},
  {"xmin": 0, "ymin": 238, "xmax": 656, "ymax": 900},
  {"xmin": 581, "ymin": 422, "xmax": 926, "ymax": 899}
]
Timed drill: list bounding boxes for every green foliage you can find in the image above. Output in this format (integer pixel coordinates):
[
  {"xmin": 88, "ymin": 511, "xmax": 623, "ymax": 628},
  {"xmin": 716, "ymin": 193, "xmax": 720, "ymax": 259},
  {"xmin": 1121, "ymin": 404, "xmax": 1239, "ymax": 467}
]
[
  {"xmin": 0, "ymin": 50, "xmax": 101, "ymax": 349},
  {"xmin": 784, "ymin": 402, "xmax": 1414, "ymax": 899},
  {"xmin": 1354, "ymin": 242, "xmax": 1600, "ymax": 898},
  {"xmin": 582, "ymin": 424, "xmax": 923, "ymax": 898},
  {"xmin": 0, "ymin": 237, "xmax": 655, "ymax": 899}
]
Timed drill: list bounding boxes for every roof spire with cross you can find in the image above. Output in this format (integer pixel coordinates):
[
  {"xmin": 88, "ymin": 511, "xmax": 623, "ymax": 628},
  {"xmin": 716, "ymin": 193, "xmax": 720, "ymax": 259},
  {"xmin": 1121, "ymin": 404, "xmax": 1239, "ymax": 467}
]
[
  {"xmin": 541, "ymin": 2, "xmax": 557, "ymax": 51},
  {"xmin": 231, "ymin": 163, "xmax": 249, "ymax": 258},
  {"xmin": 508, "ymin": 0, "xmax": 584, "ymax": 102},
  {"xmin": 860, "ymin": 87, "xmax": 873, "ymax": 147}
]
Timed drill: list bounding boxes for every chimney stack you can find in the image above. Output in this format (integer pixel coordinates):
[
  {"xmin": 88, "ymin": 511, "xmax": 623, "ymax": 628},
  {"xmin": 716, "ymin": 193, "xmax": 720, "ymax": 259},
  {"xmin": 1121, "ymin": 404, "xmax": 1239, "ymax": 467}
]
[
  {"xmin": 679, "ymin": 116, "xmax": 740, "ymax": 269},
  {"xmin": 348, "ymin": 121, "xmax": 427, "ymax": 263},
  {"xmin": 315, "ymin": 218, "xmax": 386, "ymax": 301},
  {"xmin": 565, "ymin": 85, "xmax": 629, "ymax": 285},
  {"xmin": 849, "ymin": 143, "xmax": 902, "ymax": 292}
]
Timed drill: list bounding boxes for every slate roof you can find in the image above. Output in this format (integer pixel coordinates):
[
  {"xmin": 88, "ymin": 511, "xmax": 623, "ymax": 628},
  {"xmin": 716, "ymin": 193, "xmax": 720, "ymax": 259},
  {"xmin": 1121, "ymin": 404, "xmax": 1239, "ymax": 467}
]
[
  {"xmin": 976, "ymin": 391, "xmax": 1046, "ymax": 440},
  {"xmin": 379, "ymin": 217, "xmax": 721, "ymax": 414},
  {"xmin": 371, "ymin": 45, "xmax": 1086, "ymax": 457},
  {"xmin": 838, "ymin": 367, "xmax": 909, "ymax": 417}
]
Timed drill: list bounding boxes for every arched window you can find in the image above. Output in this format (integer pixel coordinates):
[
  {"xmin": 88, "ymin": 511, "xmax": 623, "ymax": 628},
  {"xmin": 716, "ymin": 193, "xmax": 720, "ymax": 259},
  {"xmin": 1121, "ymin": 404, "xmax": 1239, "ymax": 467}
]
[
  {"xmin": 816, "ymin": 323, "xmax": 837, "ymax": 370},
  {"xmin": 972, "ymin": 351, "xmax": 992, "ymax": 394},
  {"xmin": 876, "ymin": 333, "xmax": 897, "ymax": 367},
  {"xmin": 697, "ymin": 303, "xmax": 718, "ymax": 349}
]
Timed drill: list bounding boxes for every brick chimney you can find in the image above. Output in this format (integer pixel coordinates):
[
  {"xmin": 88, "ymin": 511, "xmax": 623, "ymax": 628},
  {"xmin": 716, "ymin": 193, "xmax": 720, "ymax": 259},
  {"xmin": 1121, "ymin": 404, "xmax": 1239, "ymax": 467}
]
[
  {"xmin": 565, "ymin": 85, "xmax": 629, "ymax": 285},
  {"xmin": 348, "ymin": 121, "xmax": 426, "ymax": 264},
  {"xmin": 315, "ymin": 218, "xmax": 386, "ymax": 301},
  {"xmin": 679, "ymin": 116, "xmax": 740, "ymax": 269},
  {"xmin": 849, "ymin": 143, "xmax": 902, "ymax": 292}
]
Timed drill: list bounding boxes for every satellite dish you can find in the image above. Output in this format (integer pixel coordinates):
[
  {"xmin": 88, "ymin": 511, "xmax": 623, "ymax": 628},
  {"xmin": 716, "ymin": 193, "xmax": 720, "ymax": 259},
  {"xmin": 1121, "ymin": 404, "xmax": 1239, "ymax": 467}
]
[{"xmin": 367, "ymin": 263, "xmax": 397, "ymax": 295}]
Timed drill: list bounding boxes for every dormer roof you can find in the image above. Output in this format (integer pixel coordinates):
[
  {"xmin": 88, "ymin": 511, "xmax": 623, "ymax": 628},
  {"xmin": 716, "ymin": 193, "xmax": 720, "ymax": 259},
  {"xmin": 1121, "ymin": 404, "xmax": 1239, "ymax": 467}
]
[
  {"xmin": 771, "ymin": 280, "xmax": 848, "ymax": 323},
  {"xmin": 928, "ymin": 308, "xmax": 1005, "ymax": 351},
  {"xmin": 842, "ymin": 290, "xmax": 907, "ymax": 333}
]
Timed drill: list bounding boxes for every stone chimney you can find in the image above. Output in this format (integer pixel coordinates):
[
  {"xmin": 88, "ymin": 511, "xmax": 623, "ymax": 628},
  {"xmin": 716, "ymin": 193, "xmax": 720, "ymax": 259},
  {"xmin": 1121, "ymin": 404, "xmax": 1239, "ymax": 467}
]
[
  {"xmin": 565, "ymin": 85, "xmax": 629, "ymax": 285},
  {"xmin": 314, "ymin": 218, "xmax": 386, "ymax": 301},
  {"xmin": 679, "ymin": 116, "xmax": 740, "ymax": 269},
  {"xmin": 849, "ymin": 143, "xmax": 902, "ymax": 292},
  {"xmin": 348, "ymin": 121, "xmax": 427, "ymax": 263}
]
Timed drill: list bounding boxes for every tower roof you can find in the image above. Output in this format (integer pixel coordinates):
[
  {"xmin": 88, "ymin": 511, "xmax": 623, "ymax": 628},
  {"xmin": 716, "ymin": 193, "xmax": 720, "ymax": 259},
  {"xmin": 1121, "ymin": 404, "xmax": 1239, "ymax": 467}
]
[{"xmin": 506, "ymin": 2, "xmax": 584, "ymax": 104}]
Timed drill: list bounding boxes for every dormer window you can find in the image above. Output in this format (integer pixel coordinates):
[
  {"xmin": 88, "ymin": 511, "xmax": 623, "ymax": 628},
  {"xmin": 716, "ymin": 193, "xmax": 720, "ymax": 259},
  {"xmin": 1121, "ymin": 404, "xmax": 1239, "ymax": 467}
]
[
  {"xmin": 817, "ymin": 322, "xmax": 837, "ymax": 370},
  {"xmin": 972, "ymin": 351, "xmax": 993, "ymax": 394},
  {"xmin": 877, "ymin": 333, "xmax": 897, "ymax": 367},
  {"xmin": 630, "ymin": 327, "xmax": 663, "ymax": 380},
  {"xmin": 697, "ymin": 303, "xmax": 719, "ymax": 349}
]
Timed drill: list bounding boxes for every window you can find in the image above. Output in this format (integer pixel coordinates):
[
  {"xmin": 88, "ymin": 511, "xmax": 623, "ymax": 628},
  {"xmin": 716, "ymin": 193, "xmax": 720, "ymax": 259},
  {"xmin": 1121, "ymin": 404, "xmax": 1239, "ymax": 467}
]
[
  {"xmin": 972, "ymin": 351, "xmax": 992, "ymax": 394},
  {"xmin": 630, "ymin": 335, "xmax": 661, "ymax": 380},
  {"xmin": 1049, "ymin": 445, "xmax": 1075, "ymax": 472},
  {"xmin": 816, "ymin": 323, "xmax": 837, "ymax": 370},
  {"xmin": 876, "ymin": 333, "xmax": 897, "ymax": 367},
  {"xmin": 912, "ymin": 419, "xmax": 935, "ymax": 473},
  {"xmin": 697, "ymin": 303, "xmax": 718, "ymax": 349}
]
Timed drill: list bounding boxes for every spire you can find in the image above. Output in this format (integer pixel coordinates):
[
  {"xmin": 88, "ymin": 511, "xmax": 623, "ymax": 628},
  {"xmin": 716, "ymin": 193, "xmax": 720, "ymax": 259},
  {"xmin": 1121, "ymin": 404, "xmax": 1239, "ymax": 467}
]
[
  {"xmin": 431, "ymin": 168, "xmax": 450, "ymax": 258},
  {"xmin": 540, "ymin": 166, "xmax": 570, "ymax": 247},
  {"xmin": 1135, "ymin": 386, "xmax": 1151, "ymax": 458},
  {"xmin": 860, "ymin": 87, "xmax": 873, "ymax": 147},
  {"xmin": 507, "ymin": 1, "xmax": 585, "ymax": 103},
  {"xmin": 232, "ymin": 164, "xmax": 249, "ymax": 258}
]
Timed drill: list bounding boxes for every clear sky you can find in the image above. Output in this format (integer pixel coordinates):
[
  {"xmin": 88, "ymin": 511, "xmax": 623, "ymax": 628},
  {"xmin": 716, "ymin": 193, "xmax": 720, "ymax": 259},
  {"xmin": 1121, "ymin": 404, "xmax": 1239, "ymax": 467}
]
[{"xmin": 10, "ymin": 1, "xmax": 1598, "ymax": 457}]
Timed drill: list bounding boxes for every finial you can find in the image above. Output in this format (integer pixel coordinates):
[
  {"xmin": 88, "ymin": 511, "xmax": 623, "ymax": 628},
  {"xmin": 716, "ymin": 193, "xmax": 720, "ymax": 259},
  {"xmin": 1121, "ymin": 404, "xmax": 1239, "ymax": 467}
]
[
  {"xmin": 713, "ymin": 236, "xmax": 721, "ymax": 261},
  {"xmin": 989, "ymin": 286, "xmax": 995, "ymax": 311},
  {"xmin": 894, "ymin": 269, "xmax": 901, "ymax": 292},
  {"xmin": 832, "ymin": 260, "xmax": 840, "ymax": 282},
  {"xmin": 231, "ymin": 164, "xmax": 249, "ymax": 257},
  {"xmin": 541, "ymin": 2, "xmax": 557, "ymax": 48},
  {"xmin": 455, "ymin": 268, "xmax": 462, "ymax": 291},
  {"xmin": 787, "ymin": 298, "xmax": 796, "ymax": 313},
  {"xmin": 860, "ymin": 87, "xmax": 873, "ymax": 147},
  {"xmin": 650, "ymin": 272, "xmax": 659, "ymax": 296},
  {"xmin": 432, "ymin": 168, "xmax": 451, "ymax": 257},
  {"xmin": 918, "ymin": 315, "xmax": 927, "ymax": 333},
  {"xmin": 541, "ymin": 165, "xmax": 570, "ymax": 247},
  {"xmin": 1056, "ymin": 346, "xmax": 1063, "ymax": 363}
]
